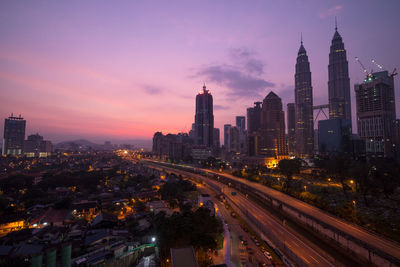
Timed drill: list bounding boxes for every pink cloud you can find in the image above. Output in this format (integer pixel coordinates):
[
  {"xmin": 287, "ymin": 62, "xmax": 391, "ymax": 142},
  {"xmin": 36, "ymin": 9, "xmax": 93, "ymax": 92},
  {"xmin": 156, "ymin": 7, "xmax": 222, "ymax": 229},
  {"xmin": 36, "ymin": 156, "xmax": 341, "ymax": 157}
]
[{"xmin": 319, "ymin": 5, "xmax": 343, "ymax": 18}]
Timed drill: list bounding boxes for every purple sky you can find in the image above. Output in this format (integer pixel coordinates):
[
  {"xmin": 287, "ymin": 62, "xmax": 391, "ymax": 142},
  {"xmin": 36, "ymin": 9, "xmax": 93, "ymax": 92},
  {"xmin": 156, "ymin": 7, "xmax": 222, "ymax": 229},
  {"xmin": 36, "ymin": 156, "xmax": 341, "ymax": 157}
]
[{"xmin": 1, "ymin": 1, "xmax": 399, "ymax": 143}]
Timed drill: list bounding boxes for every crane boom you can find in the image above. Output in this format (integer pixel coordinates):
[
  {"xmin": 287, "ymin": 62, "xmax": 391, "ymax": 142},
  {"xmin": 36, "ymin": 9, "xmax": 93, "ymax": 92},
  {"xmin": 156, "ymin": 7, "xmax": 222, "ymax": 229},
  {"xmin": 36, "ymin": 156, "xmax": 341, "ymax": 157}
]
[
  {"xmin": 355, "ymin": 57, "xmax": 368, "ymax": 74},
  {"xmin": 371, "ymin": 59, "xmax": 384, "ymax": 70}
]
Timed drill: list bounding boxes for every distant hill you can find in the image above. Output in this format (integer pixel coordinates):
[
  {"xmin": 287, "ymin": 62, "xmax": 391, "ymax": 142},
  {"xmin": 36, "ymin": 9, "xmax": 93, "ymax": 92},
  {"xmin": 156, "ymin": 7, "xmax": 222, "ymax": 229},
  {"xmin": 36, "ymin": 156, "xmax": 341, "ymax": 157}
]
[{"xmin": 55, "ymin": 139, "xmax": 152, "ymax": 151}]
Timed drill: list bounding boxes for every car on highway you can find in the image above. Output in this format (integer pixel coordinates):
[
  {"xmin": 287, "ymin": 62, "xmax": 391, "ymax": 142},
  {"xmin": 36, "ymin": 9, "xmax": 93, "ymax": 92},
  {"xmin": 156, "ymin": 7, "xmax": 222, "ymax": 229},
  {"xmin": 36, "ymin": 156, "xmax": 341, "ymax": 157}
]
[{"xmin": 263, "ymin": 251, "xmax": 272, "ymax": 260}]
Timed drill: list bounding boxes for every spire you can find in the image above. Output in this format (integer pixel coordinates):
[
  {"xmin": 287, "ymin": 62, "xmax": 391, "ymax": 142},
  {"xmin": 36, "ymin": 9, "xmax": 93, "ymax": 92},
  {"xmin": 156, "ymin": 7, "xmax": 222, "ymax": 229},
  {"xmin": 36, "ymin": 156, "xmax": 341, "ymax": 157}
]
[
  {"xmin": 335, "ymin": 16, "xmax": 337, "ymax": 31},
  {"xmin": 298, "ymin": 33, "xmax": 306, "ymax": 55},
  {"xmin": 203, "ymin": 82, "xmax": 206, "ymax": 91}
]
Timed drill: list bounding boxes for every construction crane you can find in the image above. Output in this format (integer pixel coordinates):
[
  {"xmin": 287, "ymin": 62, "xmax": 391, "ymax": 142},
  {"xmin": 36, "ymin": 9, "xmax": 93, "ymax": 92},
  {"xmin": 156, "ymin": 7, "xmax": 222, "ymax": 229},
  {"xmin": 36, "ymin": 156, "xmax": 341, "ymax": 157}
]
[
  {"xmin": 371, "ymin": 59, "xmax": 384, "ymax": 70},
  {"xmin": 355, "ymin": 57, "xmax": 373, "ymax": 80}
]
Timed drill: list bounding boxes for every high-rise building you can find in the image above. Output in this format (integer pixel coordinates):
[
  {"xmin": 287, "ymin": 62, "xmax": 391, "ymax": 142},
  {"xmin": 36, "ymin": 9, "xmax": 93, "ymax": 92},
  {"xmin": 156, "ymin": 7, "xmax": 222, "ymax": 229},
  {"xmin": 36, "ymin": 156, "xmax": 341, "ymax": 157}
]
[
  {"xmin": 194, "ymin": 84, "xmax": 214, "ymax": 147},
  {"xmin": 2, "ymin": 114, "xmax": 26, "ymax": 156},
  {"xmin": 236, "ymin": 116, "xmax": 245, "ymax": 132},
  {"xmin": 247, "ymin": 102, "xmax": 262, "ymax": 134},
  {"xmin": 287, "ymin": 103, "xmax": 296, "ymax": 154},
  {"xmin": 259, "ymin": 92, "xmax": 287, "ymax": 157},
  {"xmin": 318, "ymin": 119, "xmax": 352, "ymax": 155},
  {"xmin": 328, "ymin": 20, "xmax": 351, "ymax": 121},
  {"xmin": 229, "ymin": 126, "xmax": 240, "ymax": 152},
  {"xmin": 236, "ymin": 116, "xmax": 246, "ymax": 153},
  {"xmin": 152, "ymin": 132, "xmax": 192, "ymax": 161},
  {"xmin": 355, "ymin": 71, "xmax": 396, "ymax": 157},
  {"xmin": 295, "ymin": 38, "xmax": 314, "ymax": 157},
  {"xmin": 213, "ymin": 128, "xmax": 220, "ymax": 149},
  {"xmin": 223, "ymin": 124, "xmax": 231, "ymax": 149}
]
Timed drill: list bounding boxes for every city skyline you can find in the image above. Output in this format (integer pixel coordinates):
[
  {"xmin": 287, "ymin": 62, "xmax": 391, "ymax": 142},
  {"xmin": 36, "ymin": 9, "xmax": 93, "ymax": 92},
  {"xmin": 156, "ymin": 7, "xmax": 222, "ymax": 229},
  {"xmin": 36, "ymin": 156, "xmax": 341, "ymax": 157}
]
[{"xmin": 1, "ymin": 1, "xmax": 400, "ymax": 143}]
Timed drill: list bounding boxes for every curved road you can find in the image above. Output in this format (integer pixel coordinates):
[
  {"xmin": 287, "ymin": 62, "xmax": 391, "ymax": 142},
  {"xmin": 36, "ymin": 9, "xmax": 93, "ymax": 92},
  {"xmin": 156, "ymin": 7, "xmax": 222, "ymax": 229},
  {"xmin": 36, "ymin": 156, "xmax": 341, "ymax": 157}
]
[{"xmin": 202, "ymin": 168, "xmax": 400, "ymax": 260}]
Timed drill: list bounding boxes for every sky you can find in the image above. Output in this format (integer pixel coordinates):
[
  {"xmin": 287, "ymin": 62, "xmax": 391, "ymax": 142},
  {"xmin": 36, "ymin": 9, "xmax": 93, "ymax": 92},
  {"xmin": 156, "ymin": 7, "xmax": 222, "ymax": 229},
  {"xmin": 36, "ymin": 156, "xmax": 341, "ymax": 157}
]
[{"xmin": 1, "ymin": 0, "xmax": 400, "ymax": 143}]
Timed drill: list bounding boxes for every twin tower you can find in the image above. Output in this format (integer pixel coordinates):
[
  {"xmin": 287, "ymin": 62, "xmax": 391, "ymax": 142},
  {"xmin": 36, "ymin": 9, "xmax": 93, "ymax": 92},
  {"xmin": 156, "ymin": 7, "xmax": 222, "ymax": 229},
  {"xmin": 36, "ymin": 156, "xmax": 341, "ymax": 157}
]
[{"xmin": 294, "ymin": 22, "xmax": 351, "ymax": 157}]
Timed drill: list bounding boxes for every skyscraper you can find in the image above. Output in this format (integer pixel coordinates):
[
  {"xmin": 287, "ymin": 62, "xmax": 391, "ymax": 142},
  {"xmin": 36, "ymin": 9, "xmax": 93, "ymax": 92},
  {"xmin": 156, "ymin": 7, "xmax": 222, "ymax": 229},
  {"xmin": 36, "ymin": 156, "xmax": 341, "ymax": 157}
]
[
  {"xmin": 213, "ymin": 128, "xmax": 220, "ymax": 149},
  {"xmin": 236, "ymin": 116, "xmax": 245, "ymax": 132},
  {"xmin": 246, "ymin": 102, "xmax": 262, "ymax": 134},
  {"xmin": 295, "ymin": 38, "xmax": 314, "ymax": 157},
  {"xmin": 236, "ymin": 116, "xmax": 246, "ymax": 153},
  {"xmin": 355, "ymin": 71, "xmax": 396, "ymax": 157},
  {"xmin": 194, "ymin": 84, "xmax": 214, "ymax": 147},
  {"xmin": 287, "ymin": 103, "xmax": 296, "ymax": 154},
  {"xmin": 2, "ymin": 114, "xmax": 26, "ymax": 155},
  {"xmin": 223, "ymin": 124, "xmax": 231, "ymax": 149},
  {"xmin": 328, "ymin": 20, "xmax": 351, "ymax": 121},
  {"xmin": 259, "ymin": 91, "xmax": 287, "ymax": 157}
]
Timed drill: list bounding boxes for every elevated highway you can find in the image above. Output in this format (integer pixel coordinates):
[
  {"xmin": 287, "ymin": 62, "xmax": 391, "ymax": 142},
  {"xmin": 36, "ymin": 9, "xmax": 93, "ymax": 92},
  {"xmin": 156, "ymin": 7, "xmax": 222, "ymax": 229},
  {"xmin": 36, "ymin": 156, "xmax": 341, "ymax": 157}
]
[{"xmin": 142, "ymin": 160, "xmax": 400, "ymax": 267}]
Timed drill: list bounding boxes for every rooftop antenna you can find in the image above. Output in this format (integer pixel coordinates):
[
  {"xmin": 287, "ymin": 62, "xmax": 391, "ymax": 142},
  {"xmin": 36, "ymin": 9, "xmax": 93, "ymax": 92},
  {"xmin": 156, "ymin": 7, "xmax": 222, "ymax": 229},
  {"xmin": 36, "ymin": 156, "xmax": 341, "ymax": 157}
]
[{"xmin": 301, "ymin": 32, "xmax": 303, "ymax": 45}]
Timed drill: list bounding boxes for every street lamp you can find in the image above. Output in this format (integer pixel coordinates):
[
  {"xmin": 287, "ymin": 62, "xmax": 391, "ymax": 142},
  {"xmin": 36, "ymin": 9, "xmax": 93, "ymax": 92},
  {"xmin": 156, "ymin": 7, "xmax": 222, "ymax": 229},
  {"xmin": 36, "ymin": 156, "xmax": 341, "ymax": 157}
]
[
  {"xmin": 304, "ymin": 185, "xmax": 307, "ymax": 191},
  {"xmin": 151, "ymin": 237, "xmax": 156, "ymax": 243}
]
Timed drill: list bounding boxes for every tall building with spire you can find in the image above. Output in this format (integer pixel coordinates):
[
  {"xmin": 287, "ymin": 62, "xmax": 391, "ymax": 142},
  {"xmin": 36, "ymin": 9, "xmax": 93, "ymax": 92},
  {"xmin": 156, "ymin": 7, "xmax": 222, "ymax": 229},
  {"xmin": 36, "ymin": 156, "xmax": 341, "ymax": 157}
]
[
  {"xmin": 294, "ymin": 37, "xmax": 314, "ymax": 157},
  {"xmin": 194, "ymin": 84, "xmax": 214, "ymax": 147},
  {"xmin": 328, "ymin": 19, "xmax": 351, "ymax": 121}
]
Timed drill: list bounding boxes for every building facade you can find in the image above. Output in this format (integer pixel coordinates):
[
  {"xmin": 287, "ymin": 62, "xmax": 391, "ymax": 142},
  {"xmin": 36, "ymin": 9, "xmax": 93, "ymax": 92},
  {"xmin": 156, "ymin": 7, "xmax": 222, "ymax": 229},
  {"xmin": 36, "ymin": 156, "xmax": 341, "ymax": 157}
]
[
  {"xmin": 246, "ymin": 102, "xmax": 262, "ymax": 134},
  {"xmin": 2, "ymin": 115, "xmax": 26, "ymax": 156},
  {"xmin": 24, "ymin": 133, "xmax": 53, "ymax": 157},
  {"xmin": 355, "ymin": 71, "xmax": 396, "ymax": 157},
  {"xmin": 318, "ymin": 119, "xmax": 352, "ymax": 155},
  {"xmin": 152, "ymin": 132, "xmax": 192, "ymax": 161},
  {"xmin": 328, "ymin": 23, "xmax": 351, "ymax": 121},
  {"xmin": 259, "ymin": 92, "xmax": 287, "ymax": 157},
  {"xmin": 287, "ymin": 103, "xmax": 296, "ymax": 154},
  {"xmin": 194, "ymin": 85, "xmax": 214, "ymax": 147},
  {"xmin": 294, "ymin": 39, "xmax": 314, "ymax": 157}
]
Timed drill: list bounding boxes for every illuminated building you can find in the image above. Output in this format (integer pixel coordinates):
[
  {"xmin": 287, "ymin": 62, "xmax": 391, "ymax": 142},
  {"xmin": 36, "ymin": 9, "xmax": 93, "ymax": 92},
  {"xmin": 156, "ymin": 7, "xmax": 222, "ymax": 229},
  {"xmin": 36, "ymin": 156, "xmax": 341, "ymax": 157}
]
[
  {"xmin": 194, "ymin": 84, "xmax": 214, "ymax": 148},
  {"xmin": 2, "ymin": 114, "xmax": 26, "ymax": 155},
  {"xmin": 328, "ymin": 20, "xmax": 351, "ymax": 121},
  {"xmin": 295, "ymin": 37, "xmax": 314, "ymax": 157}
]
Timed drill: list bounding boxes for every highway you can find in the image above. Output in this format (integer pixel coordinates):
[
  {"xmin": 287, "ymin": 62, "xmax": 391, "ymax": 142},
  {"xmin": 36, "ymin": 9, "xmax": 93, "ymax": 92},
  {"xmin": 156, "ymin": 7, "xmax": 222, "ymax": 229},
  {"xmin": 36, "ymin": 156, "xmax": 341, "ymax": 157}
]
[
  {"xmin": 139, "ymin": 158, "xmax": 400, "ymax": 265},
  {"xmin": 149, "ymin": 162, "xmax": 334, "ymax": 266},
  {"xmin": 201, "ymin": 168, "xmax": 400, "ymax": 260},
  {"xmin": 222, "ymin": 186, "xmax": 332, "ymax": 266}
]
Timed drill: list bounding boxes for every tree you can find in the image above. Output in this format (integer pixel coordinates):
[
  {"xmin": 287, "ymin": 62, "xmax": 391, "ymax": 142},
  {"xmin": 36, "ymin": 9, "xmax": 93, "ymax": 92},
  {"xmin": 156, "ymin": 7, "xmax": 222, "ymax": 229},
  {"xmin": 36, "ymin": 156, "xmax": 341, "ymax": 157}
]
[
  {"xmin": 321, "ymin": 156, "xmax": 353, "ymax": 199},
  {"xmin": 278, "ymin": 159, "xmax": 301, "ymax": 190}
]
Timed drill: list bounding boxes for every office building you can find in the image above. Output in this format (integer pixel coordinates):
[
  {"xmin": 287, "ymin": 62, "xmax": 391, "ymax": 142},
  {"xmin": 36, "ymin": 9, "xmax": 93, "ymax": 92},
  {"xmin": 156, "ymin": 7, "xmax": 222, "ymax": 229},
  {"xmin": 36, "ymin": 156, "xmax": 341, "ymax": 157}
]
[
  {"xmin": 24, "ymin": 133, "xmax": 53, "ymax": 157},
  {"xmin": 236, "ymin": 116, "xmax": 246, "ymax": 153},
  {"xmin": 2, "ymin": 114, "xmax": 26, "ymax": 156},
  {"xmin": 287, "ymin": 103, "xmax": 296, "ymax": 154},
  {"xmin": 213, "ymin": 128, "xmax": 220, "ymax": 149},
  {"xmin": 247, "ymin": 102, "xmax": 262, "ymax": 134},
  {"xmin": 194, "ymin": 84, "xmax": 214, "ymax": 147},
  {"xmin": 318, "ymin": 119, "xmax": 351, "ymax": 155},
  {"xmin": 223, "ymin": 124, "xmax": 231, "ymax": 149},
  {"xmin": 259, "ymin": 91, "xmax": 287, "ymax": 157}
]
